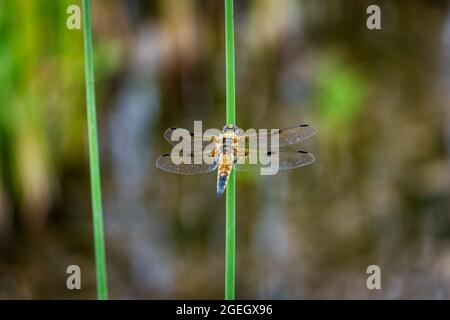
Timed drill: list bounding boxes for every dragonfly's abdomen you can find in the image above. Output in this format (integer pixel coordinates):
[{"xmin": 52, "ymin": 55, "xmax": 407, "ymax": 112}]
[{"xmin": 216, "ymin": 153, "xmax": 233, "ymax": 198}]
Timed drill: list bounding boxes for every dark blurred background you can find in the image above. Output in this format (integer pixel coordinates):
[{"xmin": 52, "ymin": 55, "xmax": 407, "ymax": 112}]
[{"xmin": 1, "ymin": 0, "xmax": 450, "ymax": 299}]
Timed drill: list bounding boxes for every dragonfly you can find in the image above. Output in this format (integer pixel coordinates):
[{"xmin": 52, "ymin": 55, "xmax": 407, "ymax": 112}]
[{"xmin": 156, "ymin": 124, "xmax": 316, "ymax": 198}]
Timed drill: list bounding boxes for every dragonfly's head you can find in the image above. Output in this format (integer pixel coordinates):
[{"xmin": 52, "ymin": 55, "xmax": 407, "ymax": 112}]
[{"xmin": 222, "ymin": 124, "xmax": 239, "ymax": 135}]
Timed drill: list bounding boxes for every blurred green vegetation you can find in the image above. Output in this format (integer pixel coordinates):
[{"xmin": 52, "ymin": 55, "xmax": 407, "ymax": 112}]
[
  {"xmin": 0, "ymin": 0, "xmax": 123, "ymax": 233},
  {"xmin": 316, "ymin": 54, "xmax": 368, "ymax": 126},
  {"xmin": 0, "ymin": 0, "xmax": 85, "ymax": 231}
]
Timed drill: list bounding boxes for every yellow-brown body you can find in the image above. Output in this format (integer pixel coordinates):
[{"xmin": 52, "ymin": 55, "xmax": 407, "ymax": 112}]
[{"xmin": 216, "ymin": 125, "xmax": 239, "ymax": 197}]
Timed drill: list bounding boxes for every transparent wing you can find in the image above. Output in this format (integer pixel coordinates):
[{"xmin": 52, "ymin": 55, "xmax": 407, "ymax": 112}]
[
  {"xmin": 235, "ymin": 151, "xmax": 315, "ymax": 172},
  {"xmin": 156, "ymin": 153, "xmax": 217, "ymax": 175},
  {"xmin": 163, "ymin": 127, "xmax": 218, "ymax": 149},
  {"xmin": 241, "ymin": 124, "xmax": 316, "ymax": 148}
]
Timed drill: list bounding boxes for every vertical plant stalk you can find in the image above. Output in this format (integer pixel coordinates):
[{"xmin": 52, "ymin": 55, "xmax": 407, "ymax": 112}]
[
  {"xmin": 225, "ymin": 0, "xmax": 236, "ymax": 300},
  {"xmin": 82, "ymin": 0, "xmax": 109, "ymax": 300}
]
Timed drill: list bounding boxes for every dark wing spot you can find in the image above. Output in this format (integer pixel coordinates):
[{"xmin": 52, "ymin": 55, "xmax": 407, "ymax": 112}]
[
  {"xmin": 170, "ymin": 127, "xmax": 177, "ymax": 130},
  {"xmin": 162, "ymin": 153, "xmax": 171, "ymax": 157},
  {"xmin": 298, "ymin": 151, "xmax": 308, "ymax": 154},
  {"xmin": 299, "ymin": 124, "xmax": 309, "ymax": 127}
]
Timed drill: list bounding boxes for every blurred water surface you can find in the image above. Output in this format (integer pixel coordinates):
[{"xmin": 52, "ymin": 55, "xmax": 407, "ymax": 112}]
[{"xmin": 1, "ymin": 0, "xmax": 450, "ymax": 299}]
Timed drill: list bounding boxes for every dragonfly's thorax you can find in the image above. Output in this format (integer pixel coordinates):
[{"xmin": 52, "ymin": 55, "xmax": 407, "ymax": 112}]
[
  {"xmin": 220, "ymin": 125, "xmax": 239, "ymax": 161},
  {"xmin": 222, "ymin": 135, "xmax": 235, "ymax": 148}
]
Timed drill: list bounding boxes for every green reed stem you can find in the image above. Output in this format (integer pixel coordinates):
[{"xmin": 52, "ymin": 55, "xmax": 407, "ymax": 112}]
[
  {"xmin": 82, "ymin": 0, "xmax": 108, "ymax": 300},
  {"xmin": 225, "ymin": 0, "xmax": 236, "ymax": 300}
]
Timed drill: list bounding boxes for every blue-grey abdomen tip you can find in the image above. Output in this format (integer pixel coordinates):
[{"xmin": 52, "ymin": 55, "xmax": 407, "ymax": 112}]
[
  {"xmin": 217, "ymin": 188, "xmax": 225, "ymax": 198},
  {"xmin": 217, "ymin": 174, "xmax": 228, "ymax": 198}
]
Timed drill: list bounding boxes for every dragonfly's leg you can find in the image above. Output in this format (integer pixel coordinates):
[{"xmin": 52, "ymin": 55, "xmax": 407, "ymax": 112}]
[{"xmin": 210, "ymin": 136, "xmax": 220, "ymax": 144}]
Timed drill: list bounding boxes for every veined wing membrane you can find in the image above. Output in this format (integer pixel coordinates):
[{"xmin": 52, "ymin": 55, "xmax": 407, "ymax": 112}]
[
  {"xmin": 156, "ymin": 153, "xmax": 217, "ymax": 175},
  {"xmin": 241, "ymin": 124, "xmax": 316, "ymax": 148},
  {"xmin": 164, "ymin": 127, "xmax": 217, "ymax": 149},
  {"xmin": 235, "ymin": 151, "xmax": 315, "ymax": 172}
]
